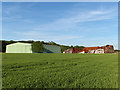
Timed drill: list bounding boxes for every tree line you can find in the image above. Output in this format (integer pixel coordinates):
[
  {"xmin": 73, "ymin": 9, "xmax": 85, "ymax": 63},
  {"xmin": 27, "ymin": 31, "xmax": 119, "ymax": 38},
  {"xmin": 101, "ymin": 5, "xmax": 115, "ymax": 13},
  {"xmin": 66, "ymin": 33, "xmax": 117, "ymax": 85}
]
[{"xmin": 0, "ymin": 40, "xmax": 85, "ymax": 53}]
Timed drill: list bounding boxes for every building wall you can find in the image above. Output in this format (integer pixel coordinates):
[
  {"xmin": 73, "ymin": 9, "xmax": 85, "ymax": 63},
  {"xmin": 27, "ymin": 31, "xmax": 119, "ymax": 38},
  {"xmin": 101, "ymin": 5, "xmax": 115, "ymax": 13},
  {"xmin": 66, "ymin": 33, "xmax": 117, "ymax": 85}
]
[
  {"xmin": 63, "ymin": 49, "xmax": 72, "ymax": 53},
  {"xmin": 89, "ymin": 50, "xmax": 95, "ymax": 53},
  {"xmin": 95, "ymin": 49, "xmax": 104, "ymax": 54},
  {"xmin": 6, "ymin": 43, "xmax": 32, "ymax": 53},
  {"xmin": 79, "ymin": 51, "xmax": 85, "ymax": 54},
  {"xmin": 87, "ymin": 49, "xmax": 104, "ymax": 54},
  {"xmin": 63, "ymin": 48, "xmax": 81, "ymax": 53},
  {"xmin": 102, "ymin": 45, "xmax": 114, "ymax": 53},
  {"xmin": 43, "ymin": 44, "xmax": 61, "ymax": 53}
]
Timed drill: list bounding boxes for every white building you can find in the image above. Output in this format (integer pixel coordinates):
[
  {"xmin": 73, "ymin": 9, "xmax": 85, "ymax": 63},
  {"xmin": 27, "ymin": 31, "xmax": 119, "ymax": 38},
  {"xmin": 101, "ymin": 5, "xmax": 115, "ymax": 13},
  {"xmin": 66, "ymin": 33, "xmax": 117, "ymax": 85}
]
[{"xmin": 95, "ymin": 49, "xmax": 104, "ymax": 54}]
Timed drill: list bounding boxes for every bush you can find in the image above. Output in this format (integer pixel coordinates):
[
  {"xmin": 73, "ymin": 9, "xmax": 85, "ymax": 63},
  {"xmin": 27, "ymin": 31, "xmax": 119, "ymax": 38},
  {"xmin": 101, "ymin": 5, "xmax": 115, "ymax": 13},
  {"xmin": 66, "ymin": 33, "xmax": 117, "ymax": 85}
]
[{"xmin": 32, "ymin": 41, "xmax": 44, "ymax": 53}]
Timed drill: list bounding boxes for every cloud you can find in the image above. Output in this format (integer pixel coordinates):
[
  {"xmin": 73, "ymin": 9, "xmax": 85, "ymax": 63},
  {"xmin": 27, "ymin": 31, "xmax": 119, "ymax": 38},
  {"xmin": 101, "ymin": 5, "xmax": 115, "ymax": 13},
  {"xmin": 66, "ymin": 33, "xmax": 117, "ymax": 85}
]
[
  {"xmin": 13, "ymin": 7, "xmax": 116, "ymax": 42},
  {"xmin": 33, "ymin": 8, "xmax": 116, "ymax": 33},
  {"xmin": 3, "ymin": 4, "xmax": 21, "ymax": 15},
  {"xmin": 2, "ymin": 3, "xmax": 34, "ymax": 23},
  {"xmin": 14, "ymin": 31, "xmax": 83, "ymax": 41}
]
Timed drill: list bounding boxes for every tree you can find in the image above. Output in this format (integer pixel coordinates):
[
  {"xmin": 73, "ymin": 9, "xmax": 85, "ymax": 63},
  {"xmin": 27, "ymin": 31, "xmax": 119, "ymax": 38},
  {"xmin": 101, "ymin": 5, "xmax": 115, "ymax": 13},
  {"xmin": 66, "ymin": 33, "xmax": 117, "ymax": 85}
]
[
  {"xmin": 0, "ymin": 41, "xmax": 2, "ymax": 52},
  {"xmin": 60, "ymin": 45, "xmax": 70, "ymax": 53},
  {"xmin": 74, "ymin": 45, "xmax": 85, "ymax": 50},
  {"xmin": 32, "ymin": 41, "xmax": 44, "ymax": 53},
  {"xmin": 74, "ymin": 45, "xmax": 79, "ymax": 49},
  {"xmin": 79, "ymin": 46, "xmax": 85, "ymax": 50},
  {"xmin": 49, "ymin": 41, "xmax": 57, "ymax": 45},
  {"xmin": 1, "ymin": 40, "xmax": 7, "ymax": 52},
  {"xmin": 114, "ymin": 50, "xmax": 120, "ymax": 53},
  {"xmin": 70, "ymin": 45, "xmax": 74, "ymax": 48},
  {"xmin": 41, "ymin": 41, "xmax": 44, "ymax": 44}
]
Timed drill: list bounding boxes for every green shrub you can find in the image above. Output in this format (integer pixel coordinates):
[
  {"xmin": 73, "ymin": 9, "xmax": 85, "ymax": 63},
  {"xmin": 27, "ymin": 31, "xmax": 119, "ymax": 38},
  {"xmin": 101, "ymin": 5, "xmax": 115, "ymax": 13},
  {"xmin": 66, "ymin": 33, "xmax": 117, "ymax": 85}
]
[{"xmin": 32, "ymin": 41, "xmax": 44, "ymax": 53}]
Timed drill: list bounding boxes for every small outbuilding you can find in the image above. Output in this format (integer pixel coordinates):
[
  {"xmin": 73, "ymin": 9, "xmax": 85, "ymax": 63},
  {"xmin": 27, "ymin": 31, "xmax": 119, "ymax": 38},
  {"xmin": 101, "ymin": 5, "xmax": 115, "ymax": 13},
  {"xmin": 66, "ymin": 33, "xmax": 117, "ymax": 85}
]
[{"xmin": 6, "ymin": 42, "xmax": 32, "ymax": 53}]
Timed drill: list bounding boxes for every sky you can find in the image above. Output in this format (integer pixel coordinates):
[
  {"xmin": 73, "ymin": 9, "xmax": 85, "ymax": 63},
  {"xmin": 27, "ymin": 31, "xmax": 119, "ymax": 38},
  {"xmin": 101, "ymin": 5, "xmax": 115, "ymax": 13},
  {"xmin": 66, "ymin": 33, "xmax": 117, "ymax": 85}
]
[{"xmin": 2, "ymin": 2, "xmax": 118, "ymax": 49}]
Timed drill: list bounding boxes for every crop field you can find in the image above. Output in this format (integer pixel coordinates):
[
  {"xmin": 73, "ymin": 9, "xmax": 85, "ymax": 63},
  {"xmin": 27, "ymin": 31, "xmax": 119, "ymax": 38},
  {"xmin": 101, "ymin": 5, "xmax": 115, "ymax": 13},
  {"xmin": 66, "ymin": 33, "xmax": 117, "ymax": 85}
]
[{"xmin": 2, "ymin": 53, "xmax": 118, "ymax": 88}]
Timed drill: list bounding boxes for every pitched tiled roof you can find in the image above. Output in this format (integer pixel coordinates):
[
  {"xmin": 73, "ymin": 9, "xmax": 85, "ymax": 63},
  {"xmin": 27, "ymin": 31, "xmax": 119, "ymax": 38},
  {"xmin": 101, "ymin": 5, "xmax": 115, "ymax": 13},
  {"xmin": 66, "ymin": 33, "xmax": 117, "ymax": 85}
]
[
  {"xmin": 83, "ymin": 47, "xmax": 100, "ymax": 50},
  {"xmin": 81, "ymin": 47, "xmax": 102, "ymax": 53}
]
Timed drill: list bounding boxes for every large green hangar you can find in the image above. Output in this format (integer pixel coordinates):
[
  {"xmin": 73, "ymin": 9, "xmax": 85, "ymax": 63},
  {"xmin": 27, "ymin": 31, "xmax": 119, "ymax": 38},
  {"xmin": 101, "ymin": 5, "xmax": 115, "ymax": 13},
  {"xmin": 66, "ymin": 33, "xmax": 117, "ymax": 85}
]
[
  {"xmin": 6, "ymin": 42, "xmax": 61, "ymax": 53},
  {"xmin": 6, "ymin": 42, "xmax": 32, "ymax": 53}
]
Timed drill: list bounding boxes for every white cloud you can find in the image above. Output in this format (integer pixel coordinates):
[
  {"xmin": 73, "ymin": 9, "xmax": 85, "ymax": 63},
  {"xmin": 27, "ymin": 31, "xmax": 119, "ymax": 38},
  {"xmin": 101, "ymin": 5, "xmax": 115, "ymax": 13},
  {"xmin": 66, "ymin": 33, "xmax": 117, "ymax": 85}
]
[
  {"xmin": 89, "ymin": 10, "xmax": 113, "ymax": 15},
  {"xmin": 13, "ymin": 7, "xmax": 116, "ymax": 42},
  {"xmin": 33, "ymin": 8, "xmax": 116, "ymax": 33},
  {"xmin": 2, "ymin": 3, "xmax": 34, "ymax": 23},
  {"xmin": 14, "ymin": 31, "xmax": 83, "ymax": 41},
  {"xmin": 3, "ymin": 4, "xmax": 21, "ymax": 15}
]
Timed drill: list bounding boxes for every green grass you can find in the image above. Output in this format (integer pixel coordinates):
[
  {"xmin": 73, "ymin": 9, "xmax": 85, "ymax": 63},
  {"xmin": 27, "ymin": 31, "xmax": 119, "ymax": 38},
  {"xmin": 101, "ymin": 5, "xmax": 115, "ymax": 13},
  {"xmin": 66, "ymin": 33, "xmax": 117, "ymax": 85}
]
[{"xmin": 2, "ymin": 53, "xmax": 118, "ymax": 88}]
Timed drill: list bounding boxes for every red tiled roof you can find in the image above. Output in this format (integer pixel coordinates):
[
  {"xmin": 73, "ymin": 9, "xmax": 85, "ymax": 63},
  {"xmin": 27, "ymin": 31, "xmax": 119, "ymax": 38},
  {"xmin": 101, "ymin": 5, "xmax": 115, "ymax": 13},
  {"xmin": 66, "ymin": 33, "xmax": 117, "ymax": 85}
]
[
  {"xmin": 81, "ymin": 47, "xmax": 102, "ymax": 53},
  {"xmin": 83, "ymin": 47, "xmax": 101, "ymax": 50}
]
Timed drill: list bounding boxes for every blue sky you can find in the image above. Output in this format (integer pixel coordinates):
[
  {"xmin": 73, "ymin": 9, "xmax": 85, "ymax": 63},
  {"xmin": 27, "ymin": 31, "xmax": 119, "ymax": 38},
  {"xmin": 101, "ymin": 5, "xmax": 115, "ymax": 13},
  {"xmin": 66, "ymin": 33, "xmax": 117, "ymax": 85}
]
[{"xmin": 2, "ymin": 2, "xmax": 118, "ymax": 49}]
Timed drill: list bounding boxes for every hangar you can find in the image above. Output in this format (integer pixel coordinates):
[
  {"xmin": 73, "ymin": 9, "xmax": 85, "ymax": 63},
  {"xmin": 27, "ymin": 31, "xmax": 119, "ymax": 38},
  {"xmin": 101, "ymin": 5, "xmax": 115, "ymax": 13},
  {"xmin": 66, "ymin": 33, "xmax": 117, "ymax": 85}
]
[{"xmin": 6, "ymin": 42, "xmax": 32, "ymax": 53}]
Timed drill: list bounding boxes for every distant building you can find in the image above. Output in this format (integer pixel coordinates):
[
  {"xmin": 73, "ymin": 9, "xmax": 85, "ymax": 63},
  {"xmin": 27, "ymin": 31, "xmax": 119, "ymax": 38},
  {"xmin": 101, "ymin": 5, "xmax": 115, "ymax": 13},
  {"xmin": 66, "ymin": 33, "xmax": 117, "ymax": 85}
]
[
  {"xmin": 43, "ymin": 44, "xmax": 61, "ymax": 53},
  {"xmin": 63, "ymin": 45, "xmax": 114, "ymax": 54},
  {"xmin": 101, "ymin": 45, "xmax": 114, "ymax": 53},
  {"xmin": 82, "ymin": 47, "xmax": 104, "ymax": 54},
  {"xmin": 6, "ymin": 42, "xmax": 32, "ymax": 53},
  {"xmin": 6, "ymin": 42, "xmax": 61, "ymax": 53}
]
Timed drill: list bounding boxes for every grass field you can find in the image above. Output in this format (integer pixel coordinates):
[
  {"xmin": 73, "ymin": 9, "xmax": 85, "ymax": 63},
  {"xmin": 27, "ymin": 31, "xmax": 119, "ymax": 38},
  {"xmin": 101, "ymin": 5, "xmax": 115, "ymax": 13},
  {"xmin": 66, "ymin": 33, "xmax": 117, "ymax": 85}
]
[{"xmin": 2, "ymin": 53, "xmax": 118, "ymax": 88}]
